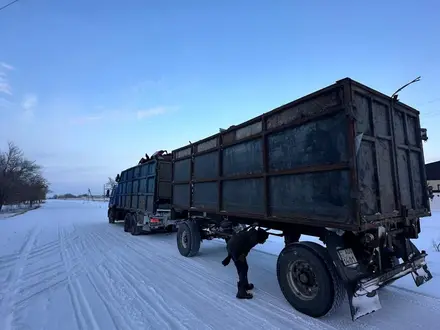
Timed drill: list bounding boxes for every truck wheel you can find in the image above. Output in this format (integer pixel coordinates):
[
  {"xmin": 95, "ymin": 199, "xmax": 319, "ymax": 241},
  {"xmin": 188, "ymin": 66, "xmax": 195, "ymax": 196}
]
[
  {"xmin": 124, "ymin": 214, "xmax": 132, "ymax": 232},
  {"xmin": 131, "ymin": 215, "xmax": 142, "ymax": 236},
  {"xmin": 108, "ymin": 209, "xmax": 115, "ymax": 224},
  {"xmin": 177, "ymin": 221, "xmax": 201, "ymax": 257},
  {"xmin": 277, "ymin": 241, "xmax": 345, "ymax": 318}
]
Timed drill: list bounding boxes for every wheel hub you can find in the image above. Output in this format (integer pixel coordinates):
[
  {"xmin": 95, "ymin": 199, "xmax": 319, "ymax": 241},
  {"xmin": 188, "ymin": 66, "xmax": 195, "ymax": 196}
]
[
  {"xmin": 181, "ymin": 230, "xmax": 188, "ymax": 249},
  {"xmin": 287, "ymin": 259, "xmax": 319, "ymax": 301},
  {"xmin": 299, "ymin": 273, "xmax": 309, "ymax": 284}
]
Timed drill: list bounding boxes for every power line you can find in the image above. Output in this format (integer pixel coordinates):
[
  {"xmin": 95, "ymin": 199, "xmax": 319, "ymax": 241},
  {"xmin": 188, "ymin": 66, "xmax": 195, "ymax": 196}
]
[{"xmin": 0, "ymin": 0, "xmax": 19, "ymax": 12}]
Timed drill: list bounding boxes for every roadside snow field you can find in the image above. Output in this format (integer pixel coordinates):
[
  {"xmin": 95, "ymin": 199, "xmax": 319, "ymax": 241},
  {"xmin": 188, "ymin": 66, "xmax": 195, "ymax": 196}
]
[{"xmin": 0, "ymin": 199, "xmax": 439, "ymax": 330}]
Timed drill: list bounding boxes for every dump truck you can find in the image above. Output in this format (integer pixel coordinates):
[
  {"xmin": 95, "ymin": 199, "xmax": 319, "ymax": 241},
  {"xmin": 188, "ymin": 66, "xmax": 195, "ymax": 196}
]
[
  {"xmin": 171, "ymin": 77, "xmax": 433, "ymax": 320},
  {"xmin": 107, "ymin": 152, "xmax": 176, "ymax": 235}
]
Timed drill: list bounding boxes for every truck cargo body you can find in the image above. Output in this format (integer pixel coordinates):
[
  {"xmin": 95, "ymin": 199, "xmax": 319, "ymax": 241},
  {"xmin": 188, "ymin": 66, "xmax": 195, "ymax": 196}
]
[
  {"xmin": 117, "ymin": 160, "xmax": 172, "ymax": 212},
  {"xmin": 171, "ymin": 78, "xmax": 431, "ymax": 231},
  {"xmin": 109, "ymin": 158, "xmax": 176, "ymax": 233}
]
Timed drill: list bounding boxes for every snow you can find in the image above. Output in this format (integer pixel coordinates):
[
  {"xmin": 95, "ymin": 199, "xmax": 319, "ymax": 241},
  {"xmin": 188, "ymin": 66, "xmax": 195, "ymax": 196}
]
[
  {"xmin": 0, "ymin": 204, "xmax": 41, "ymax": 220},
  {"xmin": 0, "ymin": 199, "xmax": 439, "ymax": 330}
]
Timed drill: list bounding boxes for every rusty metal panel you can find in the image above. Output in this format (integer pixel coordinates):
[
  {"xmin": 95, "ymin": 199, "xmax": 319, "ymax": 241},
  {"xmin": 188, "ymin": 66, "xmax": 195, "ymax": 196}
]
[
  {"xmin": 266, "ymin": 88, "xmax": 343, "ymax": 130},
  {"xmin": 236, "ymin": 121, "xmax": 262, "ymax": 140},
  {"xmin": 193, "ymin": 182, "xmax": 218, "ymax": 209},
  {"xmin": 353, "ymin": 91, "xmax": 397, "ymax": 217},
  {"xmin": 222, "ymin": 179, "xmax": 264, "ymax": 214},
  {"xmin": 169, "ymin": 78, "xmax": 430, "ymax": 230},
  {"xmin": 267, "ymin": 111, "xmax": 348, "ymax": 171},
  {"xmin": 352, "ymin": 83, "xmax": 430, "ymax": 222},
  {"xmin": 174, "ymin": 159, "xmax": 191, "ymax": 181},
  {"xmin": 173, "ymin": 184, "xmax": 190, "ymax": 207},
  {"xmin": 269, "ymin": 171, "xmax": 351, "ymax": 220},
  {"xmin": 175, "ymin": 147, "xmax": 191, "ymax": 160},
  {"xmin": 222, "ymin": 121, "xmax": 263, "ymax": 145},
  {"xmin": 196, "ymin": 137, "xmax": 218, "ymax": 153},
  {"xmin": 194, "ymin": 152, "xmax": 218, "ymax": 180},
  {"xmin": 222, "ymin": 139, "xmax": 263, "ymax": 177}
]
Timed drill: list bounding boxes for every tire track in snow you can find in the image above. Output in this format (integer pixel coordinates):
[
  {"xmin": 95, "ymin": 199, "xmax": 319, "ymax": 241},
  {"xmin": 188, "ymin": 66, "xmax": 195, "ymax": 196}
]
[
  {"xmin": 101, "ymin": 227, "xmax": 336, "ymax": 330},
  {"xmin": 105, "ymin": 225, "xmax": 440, "ymax": 330},
  {"xmin": 85, "ymin": 230, "xmax": 181, "ymax": 330},
  {"xmin": 0, "ymin": 225, "xmax": 39, "ymax": 330},
  {"xmin": 58, "ymin": 224, "xmax": 100, "ymax": 330},
  {"xmin": 89, "ymin": 229, "xmax": 220, "ymax": 329},
  {"xmin": 70, "ymin": 229, "xmax": 134, "ymax": 330}
]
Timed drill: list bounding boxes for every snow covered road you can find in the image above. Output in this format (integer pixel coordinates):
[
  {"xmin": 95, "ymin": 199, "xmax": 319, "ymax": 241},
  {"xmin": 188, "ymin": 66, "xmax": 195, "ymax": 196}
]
[{"xmin": 0, "ymin": 200, "xmax": 439, "ymax": 330}]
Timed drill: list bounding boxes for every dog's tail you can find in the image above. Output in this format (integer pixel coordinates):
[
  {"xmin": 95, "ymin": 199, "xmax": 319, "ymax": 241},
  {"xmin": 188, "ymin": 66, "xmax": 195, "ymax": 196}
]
[{"xmin": 222, "ymin": 254, "xmax": 232, "ymax": 266}]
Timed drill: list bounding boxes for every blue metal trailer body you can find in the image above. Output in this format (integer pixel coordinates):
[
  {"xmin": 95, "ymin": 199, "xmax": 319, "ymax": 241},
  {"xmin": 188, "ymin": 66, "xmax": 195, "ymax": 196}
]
[{"xmin": 108, "ymin": 157, "xmax": 175, "ymax": 234}]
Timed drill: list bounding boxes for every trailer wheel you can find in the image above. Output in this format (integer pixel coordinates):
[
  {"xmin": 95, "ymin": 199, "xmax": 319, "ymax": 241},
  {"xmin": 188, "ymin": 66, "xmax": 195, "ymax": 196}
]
[
  {"xmin": 177, "ymin": 221, "xmax": 201, "ymax": 257},
  {"xmin": 108, "ymin": 209, "xmax": 115, "ymax": 224},
  {"xmin": 124, "ymin": 214, "xmax": 132, "ymax": 232},
  {"xmin": 277, "ymin": 241, "xmax": 345, "ymax": 318}
]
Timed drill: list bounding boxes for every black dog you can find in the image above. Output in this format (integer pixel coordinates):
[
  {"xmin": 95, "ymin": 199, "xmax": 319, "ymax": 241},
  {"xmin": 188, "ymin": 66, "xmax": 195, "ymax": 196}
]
[{"xmin": 222, "ymin": 227, "xmax": 269, "ymax": 299}]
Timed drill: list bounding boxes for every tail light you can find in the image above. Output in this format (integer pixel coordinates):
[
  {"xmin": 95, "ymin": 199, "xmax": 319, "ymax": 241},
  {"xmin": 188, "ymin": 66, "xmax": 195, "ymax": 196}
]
[{"xmin": 150, "ymin": 218, "xmax": 160, "ymax": 223}]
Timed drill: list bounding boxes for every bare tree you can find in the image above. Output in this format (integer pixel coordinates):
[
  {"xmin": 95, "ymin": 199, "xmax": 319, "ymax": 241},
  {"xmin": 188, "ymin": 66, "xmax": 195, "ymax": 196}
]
[
  {"xmin": 107, "ymin": 177, "xmax": 117, "ymax": 189},
  {"xmin": 0, "ymin": 141, "xmax": 50, "ymax": 211}
]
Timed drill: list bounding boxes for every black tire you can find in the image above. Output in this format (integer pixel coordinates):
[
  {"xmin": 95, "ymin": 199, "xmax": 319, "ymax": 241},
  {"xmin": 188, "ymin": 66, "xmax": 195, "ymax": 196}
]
[
  {"xmin": 108, "ymin": 209, "xmax": 115, "ymax": 224},
  {"xmin": 124, "ymin": 213, "xmax": 132, "ymax": 232},
  {"xmin": 131, "ymin": 214, "xmax": 142, "ymax": 236},
  {"xmin": 277, "ymin": 241, "xmax": 345, "ymax": 318},
  {"xmin": 177, "ymin": 221, "xmax": 201, "ymax": 257}
]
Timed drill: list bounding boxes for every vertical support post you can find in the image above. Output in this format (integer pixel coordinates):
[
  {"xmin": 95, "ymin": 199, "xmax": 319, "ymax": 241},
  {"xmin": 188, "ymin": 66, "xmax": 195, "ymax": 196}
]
[
  {"xmin": 368, "ymin": 96, "xmax": 382, "ymax": 214},
  {"xmin": 403, "ymin": 114, "xmax": 416, "ymax": 209},
  {"xmin": 218, "ymin": 135, "xmax": 223, "ymax": 213},
  {"xmin": 262, "ymin": 115, "xmax": 269, "ymax": 217}
]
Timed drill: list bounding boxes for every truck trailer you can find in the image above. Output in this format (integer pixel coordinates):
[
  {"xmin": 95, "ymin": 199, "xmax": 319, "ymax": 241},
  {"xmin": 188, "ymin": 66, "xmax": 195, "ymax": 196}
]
[
  {"xmin": 171, "ymin": 77, "xmax": 433, "ymax": 320},
  {"xmin": 108, "ymin": 153, "xmax": 177, "ymax": 235}
]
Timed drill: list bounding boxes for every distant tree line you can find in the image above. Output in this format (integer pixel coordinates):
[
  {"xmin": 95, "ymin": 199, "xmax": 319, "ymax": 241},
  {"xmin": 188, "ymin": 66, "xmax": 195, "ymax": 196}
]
[
  {"xmin": 0, "ymin": 142, "xmax": 50, "ymax": 211},
  {"xmin": 51, "ymin": 193, "xmax": 89, "ymax": 199}
]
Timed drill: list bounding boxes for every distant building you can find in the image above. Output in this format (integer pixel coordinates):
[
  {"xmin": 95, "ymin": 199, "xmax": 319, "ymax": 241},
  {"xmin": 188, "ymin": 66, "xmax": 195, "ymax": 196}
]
[{"xmin": 426, "ymin": 160, "xmax": 440, "ymax": 193}]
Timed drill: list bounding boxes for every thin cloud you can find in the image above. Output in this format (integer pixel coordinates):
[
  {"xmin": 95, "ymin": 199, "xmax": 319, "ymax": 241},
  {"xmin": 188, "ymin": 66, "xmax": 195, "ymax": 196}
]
[
  {"xmin": 0, "ymin": 97, "xmax": 13, "ymax": 108},
  {"xmin": 0, "ymin": 75, "xmax": 12, "ymax": 95},
  {"xmin": 70, "ymin": 106, "xmax": 173, "ymax": 125},
  {"xmin": 70, "ymin": 114, "xmax": 104, "ymax": 125},
  {"xmin": 136, "ymin": 106, "xmax": 168, "ymax": 119},
  {"xmin": 22, "ymin": 93, "xmax": 38, "ymax": 110},
  {"xmin": 0, "ymin": 62, "xmax": 14, "ymax": 71},
  {"xmin": 0, "ymin": 62, "xmax": 14, "ymax": 95},
  {"xmin": 0, "ymin": 82, "xmax": 12, "ymax": 95},
  {"xmin": 21, "ymin": 93, "xmax": 38, "ymax": 119}
]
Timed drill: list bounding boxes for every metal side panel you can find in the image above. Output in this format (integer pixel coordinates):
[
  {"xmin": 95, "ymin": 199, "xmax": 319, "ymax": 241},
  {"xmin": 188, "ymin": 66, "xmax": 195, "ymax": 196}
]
[{"xmin": 351, "ymin": 83, "xmax": 430, "ymax": 223}]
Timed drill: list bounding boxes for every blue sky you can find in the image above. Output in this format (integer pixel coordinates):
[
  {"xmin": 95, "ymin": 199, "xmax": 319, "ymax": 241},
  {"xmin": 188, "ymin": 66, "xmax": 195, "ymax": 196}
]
[{"xmin": 0, "ymin": 0, "xmax": 439, "ymax": 195}]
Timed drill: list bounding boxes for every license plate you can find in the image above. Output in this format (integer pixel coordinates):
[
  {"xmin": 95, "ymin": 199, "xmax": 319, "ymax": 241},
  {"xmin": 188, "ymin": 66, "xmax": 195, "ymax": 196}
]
[{"xmin": 338, "ymin": 248, "xmax": 358, "ymax": 266}]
